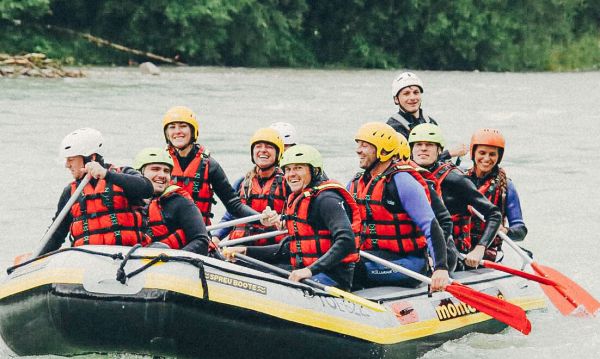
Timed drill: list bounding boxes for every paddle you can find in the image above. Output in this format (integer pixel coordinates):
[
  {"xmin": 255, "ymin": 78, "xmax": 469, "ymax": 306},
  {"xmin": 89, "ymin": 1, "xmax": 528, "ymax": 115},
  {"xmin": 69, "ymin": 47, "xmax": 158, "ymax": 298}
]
[
  {"xmin": 206, "ymin": 213, "xmax": 267, "ymax": 232},
  {"xmin": 470, "ymin": 206, "xmax": 600, "ymax": 317},
  {"xmin": 458, "ymin": 253, "xmax": 558, "ymax": 286},
  {"xmin": 218, "ymin": 230, "xmax": 288, "ymax": 247},
  {"xmin": 30, "ymin": 175, "xmax": 91, "ymax": 258},
  {"xmin": 360, "ymin": 251, "xmax": 532, "ymax": 334},
  {"xmin": 232, "ymin": 252, "xmax": 386, "ymax": 313}
]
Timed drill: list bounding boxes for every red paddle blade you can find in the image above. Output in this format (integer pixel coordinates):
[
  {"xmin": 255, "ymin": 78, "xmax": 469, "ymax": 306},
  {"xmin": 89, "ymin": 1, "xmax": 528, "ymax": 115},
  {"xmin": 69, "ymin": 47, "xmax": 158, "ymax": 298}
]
[
  {"xmin": 531, "ymin": 262, "xmax": 600, "ymax": 317},
  {"xmin": 481, "ymin": 260, "xmax": 558, "ymax": 286},
  {"xmin": 445, "ymin": 283, "xmax": 532, "ymax": 335}
]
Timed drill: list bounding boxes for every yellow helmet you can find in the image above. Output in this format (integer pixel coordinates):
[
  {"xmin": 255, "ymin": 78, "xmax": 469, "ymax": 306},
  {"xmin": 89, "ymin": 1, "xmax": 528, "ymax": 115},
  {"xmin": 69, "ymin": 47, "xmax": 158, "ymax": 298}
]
[
  {"xmin": 162, "ymin": 106, "xmax": 199, "ymax": 143},
  {"xmin": 250, "ymin": 127, "xmax": 285, "ymax": 163},
  {"xmin": 396, "ymin": 133, "xmax": 411, "ymax": 160},
  {"xmin": 354, "ymin": 122, "xmax": 399, "ymax": 162}
]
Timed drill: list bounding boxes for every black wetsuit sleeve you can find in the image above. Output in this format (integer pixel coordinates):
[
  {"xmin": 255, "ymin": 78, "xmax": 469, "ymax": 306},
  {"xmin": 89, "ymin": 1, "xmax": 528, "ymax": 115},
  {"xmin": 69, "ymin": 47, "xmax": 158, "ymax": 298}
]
[
  {"xmin": 162, "ymin": 194, "xmax": 210, "ymax": 255},
  {"xmin": 427, "ymin": 181, "xmax": 453, "ymax": 240},
  {"xmin": 445, "ymin": 171, "xmax": 502, "ymax": 248},
  {"xmin": 439, "ymin": 150, "xmax": 452, "ymax": 162},
  {"xmin": 246, "ymin": 243, "xmax": 288, "ymax": 262},
  {"xmin": 507, "ymin": 225, "xmax": 528, "ymax": 242},
  {"xmin": 38, "ymin": 185, "xmax": 72, "ymax": 255},
  {"xmin": 105, "ymin": 166, "xmax": 153, "ymax": 200},
  {"xmin": 306, "ymin": 191, "xmax": 356, "ymax": 275},
  {"xmin": 208, "ymin": 158, "xmax": 259, "ymax": 219},
  {"xmin": 428, "ymin": 218, "xmax": 448, "ymax": 271}
]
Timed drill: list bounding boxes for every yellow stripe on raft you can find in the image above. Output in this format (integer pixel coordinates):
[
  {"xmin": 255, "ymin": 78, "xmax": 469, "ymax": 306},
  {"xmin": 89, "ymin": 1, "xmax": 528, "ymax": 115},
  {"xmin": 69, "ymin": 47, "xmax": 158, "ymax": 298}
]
[
  {"xmin": 144, "ymin": 273, "xmax": 546, "ymax": 344},
  {"xmin": 0, "ymin": 268, "xmax": 546, "ymax": 345}
]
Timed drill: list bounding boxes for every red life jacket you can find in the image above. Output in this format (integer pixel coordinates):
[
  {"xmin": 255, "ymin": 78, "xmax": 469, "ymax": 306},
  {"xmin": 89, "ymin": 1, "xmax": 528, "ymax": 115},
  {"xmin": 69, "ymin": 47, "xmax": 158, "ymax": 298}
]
[
  {"xmin": 229, "ymin": 169, "xmax": 288, "ymax": 245},
  {"xmin": 431, "ymin": 162, "xmax": 473, "ymax": 252},
  {"xmin": 285, "ymin": 181, "xmax": 361, "ymax": 269},
  {"xmin": 145, "ymin": 185, "xmax": 193, "ymax": 249},
  {"xmin": 69, "ymin": 168, "xmax": 146, "ymax": 247},
  {"xmin": 467, "ymin": 167, "xmax": 508, "ymax": 260},
  {"xmin": 169, "ymin": 145, "xmax": 215, "ymax": 225},
  {"xmin": 349, "ymin": 164, "xmax": 429, "ymax": 254}
]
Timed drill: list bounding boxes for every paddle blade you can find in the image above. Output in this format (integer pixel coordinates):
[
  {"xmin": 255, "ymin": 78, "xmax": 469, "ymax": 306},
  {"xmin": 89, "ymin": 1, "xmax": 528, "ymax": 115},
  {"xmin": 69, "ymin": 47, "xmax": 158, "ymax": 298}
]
[
  {"xmin": 531, "ymin": 262, "xmax": 600, "ymax": 317},
  {"xmin": 326, "ymin": 287, "xmax": 387, "ymax": 313},
  {"xmin": 445, "ymin": 283, "xmax": 531, "ymax": 335},
  {"xmin": 481, "ymin": 260, "xmax": 558, "ymax": 286}
]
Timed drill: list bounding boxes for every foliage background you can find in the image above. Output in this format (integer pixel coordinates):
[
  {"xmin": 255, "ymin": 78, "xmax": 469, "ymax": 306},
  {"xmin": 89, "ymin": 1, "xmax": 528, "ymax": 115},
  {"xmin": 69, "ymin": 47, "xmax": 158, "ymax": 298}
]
[{"xmin": 1, "ymin": 0, "xmax": 599, "ymax": 70}]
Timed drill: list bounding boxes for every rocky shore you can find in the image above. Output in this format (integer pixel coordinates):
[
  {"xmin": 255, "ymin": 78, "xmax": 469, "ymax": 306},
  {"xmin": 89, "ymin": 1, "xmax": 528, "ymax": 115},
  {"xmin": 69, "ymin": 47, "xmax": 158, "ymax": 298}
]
[{"xmin": 0, "ymin": 53, "xmax": 85, "ymax": 78}]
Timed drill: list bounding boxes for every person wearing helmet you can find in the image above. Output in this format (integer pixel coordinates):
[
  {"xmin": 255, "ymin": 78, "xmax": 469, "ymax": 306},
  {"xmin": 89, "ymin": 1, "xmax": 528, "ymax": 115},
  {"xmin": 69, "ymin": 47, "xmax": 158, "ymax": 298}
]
[
  {"xmin": 38, "ymin": 128, "xmax": 153, "ymax": 255},
  {"xmin": 394, "ymin": 133, "xmax": 459, "ymax": 273},
  {"xmin": 223, "ymin": 145, "xmax": 361, "ymax": 291},
  {"xmin": 387, "ymin": 71, "xmax": 466, "ymax": 162},
  {"xmin": 465, "ymin": 129, "xmax": 527, "ymax": 261},
  {"xmin": 348, "ymin": 122, "xmax": 449, "ymax": 290},
  {"xmin": 409, "ymin": 124, "xmax": 502, "ymax": 269},
  {"xmin": 134, "ymin": 148, "xmax": 211, "ymax": 254},
  {"xmin": 211, "ymin": 128, "xmax": 290, "ymax": 248},
  {"xmin": 269, "ymin": 122, "xmax": 297, "ymax": 149},
  {"xmin": 162, "ymin": 106, "xmax": 276, "ymax": 229}
]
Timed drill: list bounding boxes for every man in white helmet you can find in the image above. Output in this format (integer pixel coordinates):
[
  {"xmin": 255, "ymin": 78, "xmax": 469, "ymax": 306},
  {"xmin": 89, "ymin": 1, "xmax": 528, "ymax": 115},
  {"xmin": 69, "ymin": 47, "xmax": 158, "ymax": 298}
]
[
  {"xmin": 38, "ymin": 128, "xmax": 154, "ymax": 255},
  {"xmin": 269, "ymin": 122, "xmax": 297, "ymax": 150},
  {"xmin": 387, "ymin": 71, "xmax": 466, "ymax": 161}
]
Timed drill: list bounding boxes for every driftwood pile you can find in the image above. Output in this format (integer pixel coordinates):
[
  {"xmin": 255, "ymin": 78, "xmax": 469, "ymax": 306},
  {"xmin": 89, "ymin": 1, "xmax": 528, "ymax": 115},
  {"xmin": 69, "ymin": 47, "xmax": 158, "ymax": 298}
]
[{"xmin": 0, "ymin": 53, "xmax": 85, "ymax": 78}]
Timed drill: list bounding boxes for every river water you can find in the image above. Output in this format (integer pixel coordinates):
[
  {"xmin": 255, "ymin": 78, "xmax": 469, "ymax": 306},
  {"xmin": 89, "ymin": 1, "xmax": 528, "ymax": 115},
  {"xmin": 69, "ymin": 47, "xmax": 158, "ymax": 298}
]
[{"xmin": 1, "ymin": 67, "xmax": 599, "ymax": 358}]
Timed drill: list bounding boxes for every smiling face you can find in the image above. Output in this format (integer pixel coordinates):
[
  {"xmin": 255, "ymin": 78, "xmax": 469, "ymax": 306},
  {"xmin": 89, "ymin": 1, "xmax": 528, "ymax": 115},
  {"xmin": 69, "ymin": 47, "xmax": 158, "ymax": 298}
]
[
  {"xmin": 283, "ymin": 163, "xmax": 312, "ymax": 194},
  {"xmin": 252, "ymin": 142, "xmax": 277, "ymax": 169},
  {"xmin": 65, "ymin": 155, "xmax": 85, "ymax": 180},
  {"xmin": 394, "ymin": 85, "xmax": 422, "ymax": 115},
  {"xmin": 411, "ymin": 141, "xmax": 440, "ymax": 167},
  {"xmin": 165, "ymin": 122, "xmax": 192, "ymax": 149},
  {"xmin": 473, "ymin": 145, "xmax": 500, "ymax": 177},
  {"xmin": 142, "ymin": 163, "xmax": 172, "ymax": 194},
  {"xmin": 355, "ymin": 140, "xmax": 378, "ymax": 169}
]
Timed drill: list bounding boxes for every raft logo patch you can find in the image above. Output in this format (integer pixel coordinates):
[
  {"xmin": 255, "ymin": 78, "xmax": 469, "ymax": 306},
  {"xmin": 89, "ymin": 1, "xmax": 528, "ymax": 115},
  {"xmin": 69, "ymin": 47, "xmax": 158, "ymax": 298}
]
[
  {"xmin": 206, "ymin": 272, "xmax": 267, "ymax": 295},
  {"xmin": 390, "ymin": 301, "xmax": 419, "ymax": 325},
  {"xmin": 434, "ymin": 287, "xmax": 503, "ymax": 321}
]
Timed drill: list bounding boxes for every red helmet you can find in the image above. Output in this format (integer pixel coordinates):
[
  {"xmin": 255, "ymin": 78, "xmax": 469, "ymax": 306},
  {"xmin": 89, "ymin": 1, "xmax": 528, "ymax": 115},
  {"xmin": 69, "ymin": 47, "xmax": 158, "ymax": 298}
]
[{"xmin": 470, "ymin": 128, "xmax": 505, "ymax": 163}]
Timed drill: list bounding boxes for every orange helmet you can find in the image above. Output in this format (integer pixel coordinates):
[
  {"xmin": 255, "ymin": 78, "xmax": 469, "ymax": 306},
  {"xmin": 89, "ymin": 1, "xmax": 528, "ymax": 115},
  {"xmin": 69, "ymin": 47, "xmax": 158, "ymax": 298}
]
[{"xmin": 470, "ymin": 128, "xmax": 505, "ymax": 162}]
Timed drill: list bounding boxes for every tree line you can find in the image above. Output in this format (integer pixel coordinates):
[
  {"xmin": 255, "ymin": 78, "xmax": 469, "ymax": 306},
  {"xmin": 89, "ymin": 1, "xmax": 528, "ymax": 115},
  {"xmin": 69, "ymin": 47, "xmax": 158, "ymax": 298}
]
[{"xmin": 1, "ymin": 0, "xmax": 599, "ymax": 71}]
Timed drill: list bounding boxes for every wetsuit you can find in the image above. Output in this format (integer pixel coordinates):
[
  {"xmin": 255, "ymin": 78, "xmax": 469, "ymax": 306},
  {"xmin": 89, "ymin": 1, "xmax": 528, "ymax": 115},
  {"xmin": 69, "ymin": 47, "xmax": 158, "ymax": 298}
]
[
  {"xmin": 386, "ymin": 109, "xmax": 451, "ymax": 162},
  {"xmin": 145, "ymin": 187, "xmax": 211, "ymax": 255},
  {"xmin": 350, "ymin": 168, "xmax": 448, "ymax": 288},
  {"xmin": 40, "ymin": 160, "xmax": 153, "ymax": 255},
  {"xmin": 424, "ymin": 161, "xmax": 502, "ymax": 262},
  {"xmin": 246, "ymin": 180, "xmax": 357, "ymax": 291},
  {"xmin": 213, "ymin": 172, "xmax": 290, "ymax": 241},
  {"xmin": 467, "ymin": 167, "xmax": 527, "ymax": 260},
  {"xmin": 172, "ymin": 145, "xmax": 259, "ymax": 224}
]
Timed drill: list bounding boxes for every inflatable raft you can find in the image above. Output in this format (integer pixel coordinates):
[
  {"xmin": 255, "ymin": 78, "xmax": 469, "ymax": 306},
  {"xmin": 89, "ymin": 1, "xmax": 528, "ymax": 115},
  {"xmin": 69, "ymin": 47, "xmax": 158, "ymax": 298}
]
[{"xmin": 0, "ymin": 245, "xmax": 546, "ymax": 358}]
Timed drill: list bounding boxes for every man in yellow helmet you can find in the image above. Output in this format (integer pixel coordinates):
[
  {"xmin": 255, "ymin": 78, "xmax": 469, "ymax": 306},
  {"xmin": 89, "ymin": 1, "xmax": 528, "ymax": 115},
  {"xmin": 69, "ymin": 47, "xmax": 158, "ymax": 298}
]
[
  {"xmin": 212, "ymin": 128, "xmax": 290, "ymax": 248},
  {"xmin": 161, "ymin": 106, "xmax": 276, "ymax": 231},
  {"xmin": 348, "ymin": 122, "xmax": 449, "ymax": 290}
]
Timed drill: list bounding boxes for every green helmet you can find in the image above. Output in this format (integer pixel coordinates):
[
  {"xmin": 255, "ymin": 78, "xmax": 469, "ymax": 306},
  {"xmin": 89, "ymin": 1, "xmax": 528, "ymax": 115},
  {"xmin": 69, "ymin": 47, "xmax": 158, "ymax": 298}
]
[
  {"xmin": 134, "ymin": 147, "xmax": 174, "ymax": 171},
  {"xmin": 408, "ymin": 123, "xmax": 445, "ymax": 148},
  {"xmin": 280, "ymin": 144, "xmax": 323, "ymax": 169}
]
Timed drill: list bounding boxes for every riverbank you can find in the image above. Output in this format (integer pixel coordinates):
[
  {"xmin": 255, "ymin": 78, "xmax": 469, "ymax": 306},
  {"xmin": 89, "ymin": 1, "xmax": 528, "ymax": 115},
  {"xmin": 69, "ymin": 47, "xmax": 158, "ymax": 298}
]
[{"xmin": 0, "ymin": 53, "xmax": 85, "ymax": 78}]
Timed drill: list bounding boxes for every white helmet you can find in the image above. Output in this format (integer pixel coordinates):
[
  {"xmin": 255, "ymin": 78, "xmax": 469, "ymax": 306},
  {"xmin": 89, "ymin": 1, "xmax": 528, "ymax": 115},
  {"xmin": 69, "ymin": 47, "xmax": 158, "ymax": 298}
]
[
  {"xmin": 269, "ymin": 122, "xmax": 297, "ymax": 146},
  {"xmin": 59, "ymin": 128, "xmax": 104, "ymax": 158},
  {"xmin": 391, "ymin": 71, "xmax": 424, "ymax": 98}
]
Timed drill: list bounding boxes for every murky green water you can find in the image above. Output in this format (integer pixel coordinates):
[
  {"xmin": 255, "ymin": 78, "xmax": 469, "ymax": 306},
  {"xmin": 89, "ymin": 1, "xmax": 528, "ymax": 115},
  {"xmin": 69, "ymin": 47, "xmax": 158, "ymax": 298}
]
[{"xmin": 1, "ymin": 67, "xmax": 599, "ymax": 358}]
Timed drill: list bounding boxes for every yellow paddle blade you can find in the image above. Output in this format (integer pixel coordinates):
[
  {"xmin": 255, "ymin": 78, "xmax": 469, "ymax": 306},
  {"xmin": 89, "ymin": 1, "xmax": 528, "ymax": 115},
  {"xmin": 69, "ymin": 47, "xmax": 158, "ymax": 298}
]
[{"xmin": 326, "ymin": 286, "xmax": 387, "ymax": 312}]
